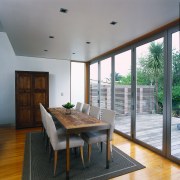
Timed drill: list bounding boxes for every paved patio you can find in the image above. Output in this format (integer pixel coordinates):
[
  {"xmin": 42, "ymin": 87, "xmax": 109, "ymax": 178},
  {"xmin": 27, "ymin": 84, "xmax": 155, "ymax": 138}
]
[{"xmin": 115, "ymin": 114, "xmax": 180, "ymax": 159}]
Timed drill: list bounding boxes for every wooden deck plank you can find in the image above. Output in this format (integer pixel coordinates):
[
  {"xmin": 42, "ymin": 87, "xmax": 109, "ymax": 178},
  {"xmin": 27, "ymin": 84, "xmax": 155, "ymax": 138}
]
[{"xmin": 115, "ymin": 114, "xmax": 180, "ymax": 159}]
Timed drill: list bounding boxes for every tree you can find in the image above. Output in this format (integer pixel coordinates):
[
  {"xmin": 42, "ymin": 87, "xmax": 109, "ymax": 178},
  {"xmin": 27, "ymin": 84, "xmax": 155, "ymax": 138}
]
[
  {"xmin": 172, "ymin": 50, "xmax": 180, "ymax": 116},
  {"xmin": 117, "ymin": 73, "xmax": 131, "ymax": 85},
  {"xmin": 138, "ymin": 42, "xmax": 163, "ymax": 113},
  {"xmin": 115, "ymin": 72, "xmax": 121, "ymax": 81},
  {"xmin": 136, "ymin": 66, "xmax": 152, "ymax": 85},
  {"xmin": 172, "ymin": 50, "xmax": 180, "ymax": 86}
]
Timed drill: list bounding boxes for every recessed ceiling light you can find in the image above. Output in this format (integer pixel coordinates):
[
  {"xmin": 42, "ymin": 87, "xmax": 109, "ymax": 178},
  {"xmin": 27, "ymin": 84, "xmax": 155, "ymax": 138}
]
[
  {"xmin": 110, "ymin": 21, "xmax": 117, "ymax": 25},
  {"xmin": 49, "ymin": 36, "xmax": 54, "ymax": 39},
  {"xmin": 60, "ymin": 8, "xmax": 68, "ymax": 13},
  {"xmin": 86, "ymin": 42, "xmax": 91, "ymax": 44},
  {"xmin": 44, "ymin": 50, "xmax": 48, "ymax": 52}
]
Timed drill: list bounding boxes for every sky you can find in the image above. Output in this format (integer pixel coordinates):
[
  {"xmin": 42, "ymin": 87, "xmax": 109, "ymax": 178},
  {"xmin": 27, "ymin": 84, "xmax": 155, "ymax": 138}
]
[
  {"xmin": 115, "ymin": 50, "xmax": 131, "ymax": 76},
  {"xmin": 90, "ymin": 31, "xmax": 179, "ymax": 80},
  {"xmin": 172, "ymin": 31, "xmax": 179, "ymax": 50}
]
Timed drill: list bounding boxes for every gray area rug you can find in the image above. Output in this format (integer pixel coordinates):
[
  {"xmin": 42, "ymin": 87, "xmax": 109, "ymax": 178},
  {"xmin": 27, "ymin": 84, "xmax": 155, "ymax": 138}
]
[{"xmin": 23, "ymin": 132, "xmax": 145, "ymax": 180}]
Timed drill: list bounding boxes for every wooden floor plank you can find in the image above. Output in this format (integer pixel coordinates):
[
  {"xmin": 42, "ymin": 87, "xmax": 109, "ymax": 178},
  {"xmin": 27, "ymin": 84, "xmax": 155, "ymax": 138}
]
[{"xmin": 0, "ymin": 127, "xmax": 179, "ymax": 180}]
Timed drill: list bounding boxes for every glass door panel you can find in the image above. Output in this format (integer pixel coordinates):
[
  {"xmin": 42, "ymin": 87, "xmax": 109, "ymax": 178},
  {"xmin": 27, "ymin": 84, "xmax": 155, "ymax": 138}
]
[
  {"xmin": 90, "ymin": 63, "xmax": 99, "ymax": 107},
  {"xmin": 114, "ymin": 50, "xmax": 131, "ymax": 135},
  {"xmin": 136, "ymin": 38, "xmax": 164, "ymax": 150},
  {"xmin": 71, "ymin": 62, "xmax": 85, "ymax": 104},
  {"xmin": 171, "ymin": 31, "xmax": 180, "ymax": 159},
  {"xmin": 100, "ymin": 58, "xmax": 111, "ymax": 109}
]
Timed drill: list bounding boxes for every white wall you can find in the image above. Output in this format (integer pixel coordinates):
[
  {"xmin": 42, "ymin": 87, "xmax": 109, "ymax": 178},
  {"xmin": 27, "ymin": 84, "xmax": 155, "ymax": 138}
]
[
  {"xmin": 0, "ymin": 32, "xmax": 70, "ymax": 125},
  {"xmin": 16, "ymin": 56, "xmax": 70, "ymax": 107},
  {"xmin": 0, "ymin": 32, "xmax": 16, "ymax": 125}
]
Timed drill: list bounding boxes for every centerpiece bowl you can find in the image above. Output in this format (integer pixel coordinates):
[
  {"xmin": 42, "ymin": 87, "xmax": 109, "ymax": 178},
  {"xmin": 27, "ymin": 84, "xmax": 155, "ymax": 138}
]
[{"xmin": 62, "ymin": 102, "xmax": 75, "ymax": 115}]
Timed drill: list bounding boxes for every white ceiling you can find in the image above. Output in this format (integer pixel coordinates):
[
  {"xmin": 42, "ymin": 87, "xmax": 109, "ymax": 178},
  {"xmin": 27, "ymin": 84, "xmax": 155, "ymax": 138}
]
[{"xmin": 0, "ymin": 0, "xmax": 179, "ymax": 62}]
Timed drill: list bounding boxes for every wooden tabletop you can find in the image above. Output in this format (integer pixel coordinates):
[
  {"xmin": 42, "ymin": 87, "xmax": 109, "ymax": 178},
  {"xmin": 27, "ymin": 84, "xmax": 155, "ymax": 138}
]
[{"xmin": 48, "ymin": 107, "xmax": 110, "ymax": 133}]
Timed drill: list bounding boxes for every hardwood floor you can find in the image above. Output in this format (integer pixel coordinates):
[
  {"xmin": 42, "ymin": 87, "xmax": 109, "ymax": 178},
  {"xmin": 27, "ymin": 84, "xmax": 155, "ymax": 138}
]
[{"xmin": 0, "ymin": 127, "xmax": 179, "ymax": 180}]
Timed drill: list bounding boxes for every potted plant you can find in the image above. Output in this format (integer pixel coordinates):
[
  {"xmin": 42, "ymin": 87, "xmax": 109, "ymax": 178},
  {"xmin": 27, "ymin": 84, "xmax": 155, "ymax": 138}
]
[{"xmin": 62, "ymin": 102, "xmax": 75, "ymax": 115}]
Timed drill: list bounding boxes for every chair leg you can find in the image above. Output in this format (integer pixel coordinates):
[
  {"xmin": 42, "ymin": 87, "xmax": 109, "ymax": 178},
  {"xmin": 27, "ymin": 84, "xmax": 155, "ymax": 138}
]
[
  {"xmin": 45, "ymin": 137, "xmax": 49, "ymax": 152},
  {"xmin": 74, "ymin": 147, "xmax": 77, "ymax": 156},
  {"xmin": 41, "ymin": 126, "xmax": 44, "ymax": 133},
  {"xmin": 49, "ymin": 143, "xmax": 53, "ymax": 162},
  {"xmin": 54, "ymin": 150, "xmax": 58, "ymax": 176},
  {"xmin": 80, "ymin": 146, "xmax": 85, "ymax": 168},
  {"xmin": 100, "ymin": 142, "xmax": 103, "ymax": 152},
  {"xmin": 110, "ymin": 142, "xmax": 113, "ymax": 162},
  {"xmin": 43, "ymin": 128, "xmax": 46, "ymax": 139},
  {"xmin": 88, "ymin": 144, "xmax": 92, "ymax": 164}
]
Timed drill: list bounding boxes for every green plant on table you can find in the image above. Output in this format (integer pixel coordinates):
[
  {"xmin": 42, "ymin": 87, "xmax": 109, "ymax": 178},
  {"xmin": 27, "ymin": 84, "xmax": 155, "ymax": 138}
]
[{"xmin": 62, "ymin": 102, "xmax": 75, "ymax": 109}]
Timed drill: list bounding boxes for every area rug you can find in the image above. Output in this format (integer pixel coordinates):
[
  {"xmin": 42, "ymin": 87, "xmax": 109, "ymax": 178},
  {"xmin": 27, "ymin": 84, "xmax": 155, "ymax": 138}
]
[{"xmin": 22, "ymin": 132, "xmax": 145, "ymax": 180}]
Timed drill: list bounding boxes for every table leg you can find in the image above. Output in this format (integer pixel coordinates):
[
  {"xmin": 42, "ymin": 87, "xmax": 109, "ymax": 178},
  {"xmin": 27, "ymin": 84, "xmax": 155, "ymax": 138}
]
[
  {"xmin": 66, "ymin": 133, "xmax": 70, "ymax": 180},
  {"xmin": 106, "ymin": 128, "xmax": 110, "ymax": 169}
]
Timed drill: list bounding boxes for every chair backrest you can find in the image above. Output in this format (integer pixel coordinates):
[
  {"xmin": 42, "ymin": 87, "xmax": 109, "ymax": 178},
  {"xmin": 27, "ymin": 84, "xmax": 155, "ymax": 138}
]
[
  {"xmin": 89, "ymin": 106, "xmax": 100, "ymax": 119},
  {"xmin": 101, "ymin": 109, "xmax": 115, "ymax": 140},
  {"xmin": 75, "ymin": 102, "xmax": 83, "ymax": 112},
  {"xmin": 82, "ymin": 103, "xmax": 90, "ymax": 115},
  {"xmin": 45, "ymin": 111, "xmax": 59, "ymax": 150},
  {"xmin": 40, "ymin": 103, "xmax": 47, "ymax": 130}
]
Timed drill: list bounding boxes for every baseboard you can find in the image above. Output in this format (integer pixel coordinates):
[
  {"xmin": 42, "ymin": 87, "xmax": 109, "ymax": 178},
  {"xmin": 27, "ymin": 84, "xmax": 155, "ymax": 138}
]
[{"xmin": 0, "ymin": 123, "xmax": 15, "ymax": 127}]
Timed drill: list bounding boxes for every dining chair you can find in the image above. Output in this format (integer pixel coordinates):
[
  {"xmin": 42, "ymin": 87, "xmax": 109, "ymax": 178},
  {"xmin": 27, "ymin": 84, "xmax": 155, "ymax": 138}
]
[
  {"xmin": 81, "ymin": 109, "xmax": 115, "ymax": 164},
  {"xmin": 40, "ymin": 103, "xmax": 47, "ymax": 137},
  {"xmin": 40, "ymin": 103, "xmax": 65, "ymax": 151},
  {"xmin": 45, "ymin": 111, "xmax": 85, "ymax": 176},
  {"xmin": 82, "ymin": 103, "xmax": 90, "ymax": 115},
  {"xmin": 75, "ymin": 102, "xmax": 83, "ymax": 112},
  {"xmin": 89, "ymin": 106, "xmax": 100, "ymax": 119}
]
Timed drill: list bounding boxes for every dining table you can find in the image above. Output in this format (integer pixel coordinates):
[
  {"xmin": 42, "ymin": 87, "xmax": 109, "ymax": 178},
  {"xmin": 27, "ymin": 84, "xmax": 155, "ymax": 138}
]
[{"xmin": 48, "ymin": 107, "xmax": 111, "ymax": 180}]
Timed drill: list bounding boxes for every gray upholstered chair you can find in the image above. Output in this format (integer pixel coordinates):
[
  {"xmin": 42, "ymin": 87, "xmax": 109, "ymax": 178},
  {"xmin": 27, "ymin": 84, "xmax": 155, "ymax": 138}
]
[
  {"xmin": 75, "ymin": 102, "xmax": 83, "ymax": 112},
  {"xmin": 82, "ymin": 103, "xmax": 90, "ymax": 115},
  {"xmin": 45, "ymin": 111, "xmax": 85, "ymax": 176},
  {"xmin": 40, "ymin": 103, "xmax": 47, "ymax": 136},
  {"xmin": 89, "ymin": 106, "xmax": 100, "ymax": 119},
  {"xmin": 40, "ymin": 103, "xmax": 65, "ymax": 150},
  {"xmin": 82, "ymin": 109, "xmax": 115, "ymax": 163}
]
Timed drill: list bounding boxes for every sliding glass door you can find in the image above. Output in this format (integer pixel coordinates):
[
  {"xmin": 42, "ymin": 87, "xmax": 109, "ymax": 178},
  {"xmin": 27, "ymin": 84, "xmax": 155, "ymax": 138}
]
[
  {"xmin": 170, "ymin": 30, "xmax": 180, "ymax": 159},
  {"xmin": 135, "ymin": 37, "xmax": 164, "ymax": 150},
  {"xmin": 100, "ymin": 58, "xmax": 111, "ymax": 110},
  {"xmin": 89, "ymin": 25, "xmax": 180, "ymax": 163},
  {"xmin": 114, "ymin": 50, "xmax": 131, "ymax": 136},
  {"xmin": 90, "ymin": 62, "xmax": 99, "ymax": 107}
]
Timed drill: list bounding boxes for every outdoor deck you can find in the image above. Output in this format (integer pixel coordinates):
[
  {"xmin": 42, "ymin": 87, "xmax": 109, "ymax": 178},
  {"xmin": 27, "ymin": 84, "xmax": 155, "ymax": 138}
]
[{"xmin": 115, "ymin": 114, "xmax": 180, "ymax": 159}]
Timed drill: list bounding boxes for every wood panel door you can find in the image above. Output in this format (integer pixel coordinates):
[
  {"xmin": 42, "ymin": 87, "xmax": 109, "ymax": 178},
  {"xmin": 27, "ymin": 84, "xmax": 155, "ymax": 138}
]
[
  {"xmin": 33, "ymin": 73, "xmax": 49, "ymax": 126},
  {"xmin": 16, "ymin": 71, "xmax": 49, "ymax": 129},
  {"xmin": 16, "ymin": 72, "xmax": 33, "ymax": 128}
]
